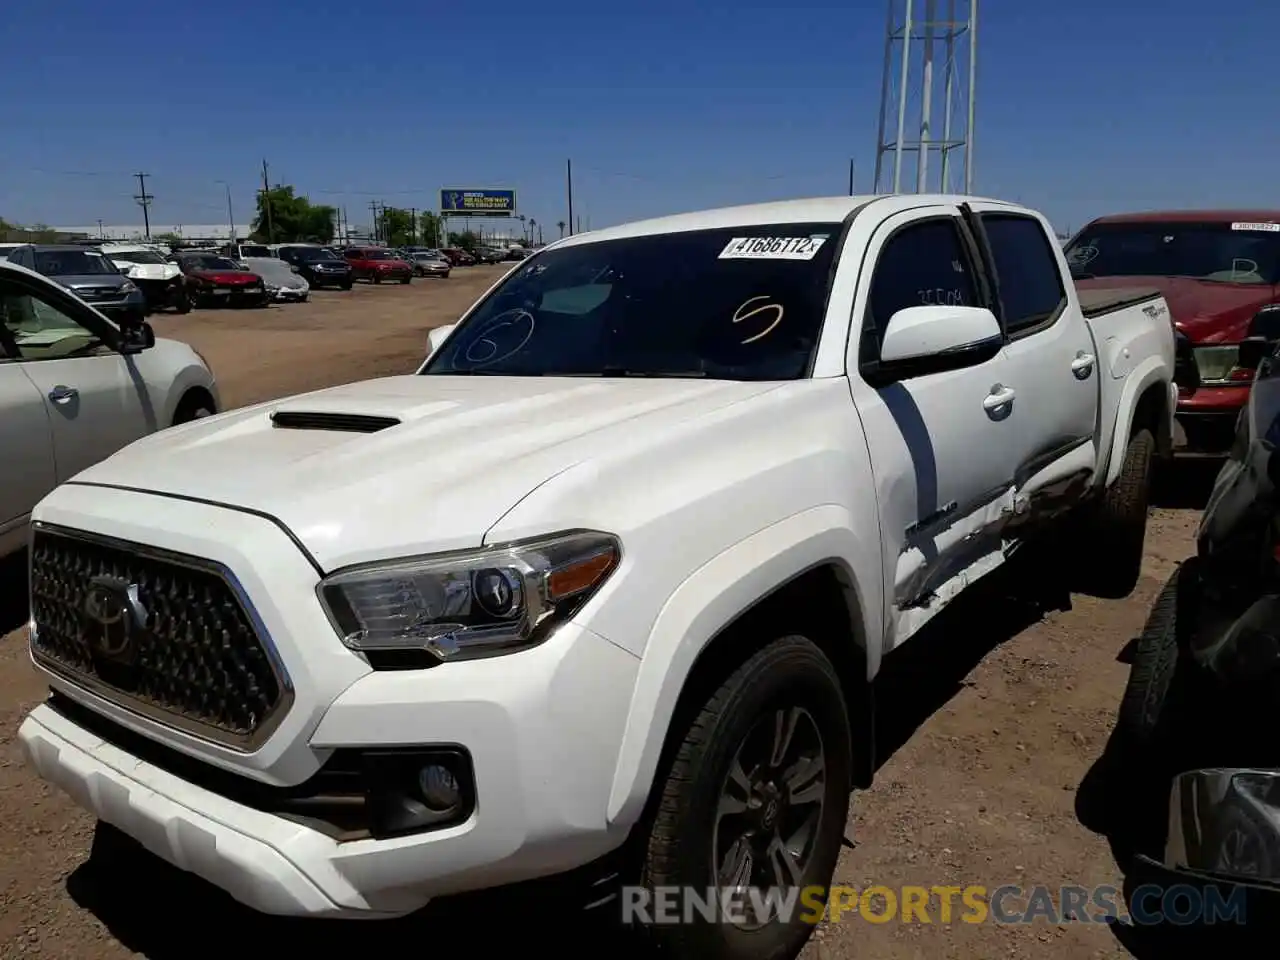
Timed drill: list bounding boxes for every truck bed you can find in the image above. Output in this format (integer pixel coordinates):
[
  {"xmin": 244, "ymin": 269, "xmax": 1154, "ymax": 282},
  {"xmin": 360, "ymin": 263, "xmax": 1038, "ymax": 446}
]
[{"xmin": 1075, "ymin": 284, "xmax": 1162, "ymax": 319}]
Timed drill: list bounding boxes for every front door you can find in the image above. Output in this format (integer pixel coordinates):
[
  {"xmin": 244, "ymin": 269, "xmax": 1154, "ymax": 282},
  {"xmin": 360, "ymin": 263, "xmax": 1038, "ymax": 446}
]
[
  {"xmin": 847, "ymin": 206, "xmax": 1021, "ymax": 631},
  {"xmin": 0, "ymin": 273, "xmax": 152, "ymax": 483}
]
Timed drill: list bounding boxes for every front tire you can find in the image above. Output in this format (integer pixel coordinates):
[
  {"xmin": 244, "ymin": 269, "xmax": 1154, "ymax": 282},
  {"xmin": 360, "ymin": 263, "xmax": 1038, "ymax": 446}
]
[{"xmin": 640, "ymin": 636, "xmax": 851, "ymax": 960}]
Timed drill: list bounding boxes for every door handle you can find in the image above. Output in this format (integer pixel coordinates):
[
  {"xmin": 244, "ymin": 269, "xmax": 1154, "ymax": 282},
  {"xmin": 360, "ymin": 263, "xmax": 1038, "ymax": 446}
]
[
  {"xmin": 983, "ymin": 384, "xmax": 1016, "ymax": 418},
  {"xmin": 48, "ymin": 385, "xmax": 78, "ymax": 403},
  {"xmin": 1071, "ymin": 351, "xmax": 1096, "ymax": 380}
]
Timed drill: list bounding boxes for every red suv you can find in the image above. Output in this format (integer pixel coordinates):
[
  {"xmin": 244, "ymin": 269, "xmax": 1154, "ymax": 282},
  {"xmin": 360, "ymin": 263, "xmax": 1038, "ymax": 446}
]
[
  {"xmin": 1067, "ymin": 210, "xmax": 1280, "ymax": 455},
  {"xmin": 343, "ymin": 246, "xmax": 412, "ymax": 284}
]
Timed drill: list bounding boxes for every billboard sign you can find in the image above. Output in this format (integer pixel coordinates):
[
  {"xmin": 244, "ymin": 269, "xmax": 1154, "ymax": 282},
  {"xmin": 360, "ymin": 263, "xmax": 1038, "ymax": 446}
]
[{"xmin": 440, "ymin": 189, "xmax": 516, "ymax": 217}]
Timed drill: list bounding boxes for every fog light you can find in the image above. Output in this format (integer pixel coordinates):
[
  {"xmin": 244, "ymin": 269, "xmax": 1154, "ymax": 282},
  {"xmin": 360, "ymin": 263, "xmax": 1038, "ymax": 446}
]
[{"xmin": 418, "ymin": 763, "xmax": 462, "ymax": 813}]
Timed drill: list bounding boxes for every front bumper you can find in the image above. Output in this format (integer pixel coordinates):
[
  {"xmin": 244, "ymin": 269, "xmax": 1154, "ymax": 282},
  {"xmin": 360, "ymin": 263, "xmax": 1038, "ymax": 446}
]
[
  {"xmin": 268, "ymin": 286, "xmax": 308, "ymax": 302},
  {"xmin": 19, "ymin": 484, "xmax": 640, "ymax": 918},
  {"xmin": 199, "ymin": 285, "xmax": 268, "ymax": 306},
  {"xmin": 303, "ymin": 268, "xmax": 351, "ymax": 287},
  {"xmin": 1175, "ymin": 385, "xmax": 1250, "ymax": 456}
]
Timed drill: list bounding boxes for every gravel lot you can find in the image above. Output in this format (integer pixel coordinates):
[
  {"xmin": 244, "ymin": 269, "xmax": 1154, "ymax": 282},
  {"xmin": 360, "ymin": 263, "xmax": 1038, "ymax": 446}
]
[{"xmin": 0, "ymin": 267, "xmax": 1225, "ymax": 957}]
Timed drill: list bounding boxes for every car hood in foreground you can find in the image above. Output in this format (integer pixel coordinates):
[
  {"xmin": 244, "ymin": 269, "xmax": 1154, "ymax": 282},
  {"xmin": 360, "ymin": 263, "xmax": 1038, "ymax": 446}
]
[{"xmin": 66, "ymin": 374, "xmax": 784, "ymax": 570}]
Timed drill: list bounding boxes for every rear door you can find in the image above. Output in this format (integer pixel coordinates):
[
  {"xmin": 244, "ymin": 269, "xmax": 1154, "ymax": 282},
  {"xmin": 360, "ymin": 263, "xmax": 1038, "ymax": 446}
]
[
  {"xmin": 965, "ymin": 203, "xmax": 1101, "ymax": 500},
  {"xmin": 847, "ymin": 206, "xmax": 1021, "ymax": 614}
]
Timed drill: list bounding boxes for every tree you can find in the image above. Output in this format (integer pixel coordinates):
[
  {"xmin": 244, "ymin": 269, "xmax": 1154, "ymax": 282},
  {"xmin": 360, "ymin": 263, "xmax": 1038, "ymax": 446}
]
[
  {"xmin": 420, "ymin": 211, "xmax": 443, "ymax": 247},
  {"xmin": 250, "ymin": 185, "xmax": 336, "ymax": 244},
  {"xmin": 380, "ymin": 207, "xmax": 414, "ymax": 246},
  {"xmin": 447, "ymin": 230, "xmax": 480, "ymax": 254},
  {"xmin": 154, "ymin": 232, "xmax": 183, "ymax": 246},
  {"xmin": 557, "ymin": 221, "xmax": 566, "ymax": 239}
]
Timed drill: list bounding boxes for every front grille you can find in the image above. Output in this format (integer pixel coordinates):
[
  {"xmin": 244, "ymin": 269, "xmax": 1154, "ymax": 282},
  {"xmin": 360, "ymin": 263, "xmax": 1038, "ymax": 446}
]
[
  {"xmin": 29, "ymin": 526, "xmax": 289, "ymax": 749},
  {"xmin": 75, "ymin": 286, "xmax": 119, "ymax": 300}
]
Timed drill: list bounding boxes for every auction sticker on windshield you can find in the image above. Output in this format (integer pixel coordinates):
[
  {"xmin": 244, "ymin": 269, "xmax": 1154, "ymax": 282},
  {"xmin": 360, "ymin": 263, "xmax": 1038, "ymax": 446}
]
[
  {"xmin": 719, "ymin": 235, "xmax": 828, "ymax": 260},
  {"xmin": 1230, "ymin": 222, "xmax": 1280, "ymax": 232}
]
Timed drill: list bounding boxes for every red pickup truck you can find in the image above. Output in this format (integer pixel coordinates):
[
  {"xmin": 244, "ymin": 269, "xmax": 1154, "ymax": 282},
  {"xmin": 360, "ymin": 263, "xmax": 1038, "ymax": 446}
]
[{"xmin": 1066, "ymin": 210, "xmax": 1280, "ymax": 455}]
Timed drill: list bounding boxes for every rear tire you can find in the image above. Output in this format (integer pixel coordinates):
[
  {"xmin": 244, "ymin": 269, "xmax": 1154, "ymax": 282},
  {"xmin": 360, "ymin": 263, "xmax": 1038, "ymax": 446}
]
[
  {"xmin": 341, "ymin": 280, "xmax": 353, "ymax": 290},
  {"xmin": 639, "ymin": 635, "xmax": 851, "ymax": 960},
  {"xmin": 1076, "ymin": 428, "xmax": 1154, "ymax": 599},
  {"xmin": 173, "ymin": 290, "xmax": 192, "ymax": 314},
  {"xmin": 400, "ymin": 276, "xmax": 411, "ymax": 285}
]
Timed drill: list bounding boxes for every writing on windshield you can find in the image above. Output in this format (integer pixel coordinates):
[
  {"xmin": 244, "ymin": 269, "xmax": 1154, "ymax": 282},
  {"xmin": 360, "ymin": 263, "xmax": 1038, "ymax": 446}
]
[{"xmin": 421, "ymin": 222, "xmax": 843, "ymax": 381}]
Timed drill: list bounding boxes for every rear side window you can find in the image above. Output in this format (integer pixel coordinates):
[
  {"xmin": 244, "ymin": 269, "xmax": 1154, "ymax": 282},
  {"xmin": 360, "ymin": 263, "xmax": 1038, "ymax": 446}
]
[
  {"xmin": 982, "ymin": 214, "xmax": 1066, "ymax": 336},
  {"xmin": 864, "ymin": 218, "xmax": 979, "ymax": 361}
]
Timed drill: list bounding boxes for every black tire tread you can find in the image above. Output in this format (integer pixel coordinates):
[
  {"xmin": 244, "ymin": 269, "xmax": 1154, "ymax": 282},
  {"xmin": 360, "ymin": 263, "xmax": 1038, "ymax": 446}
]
[
  {"xmin": 1117, "ymin": 566, "xmax": 1182, "ymax": 748},
  {"xmin": 1079, "ymin": 428, "xmax": 1154, "ymax": 599}
]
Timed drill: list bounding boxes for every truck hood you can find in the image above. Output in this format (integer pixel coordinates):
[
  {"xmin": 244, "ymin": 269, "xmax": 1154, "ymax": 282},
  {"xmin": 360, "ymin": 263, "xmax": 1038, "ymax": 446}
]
[
  {"xmin": 69, "ymin": 374, "xmax": 782, "ymax": 570},
  {"xmin": 1076, "ymin": 275, "xmax": 1278, "ymax": 344}
]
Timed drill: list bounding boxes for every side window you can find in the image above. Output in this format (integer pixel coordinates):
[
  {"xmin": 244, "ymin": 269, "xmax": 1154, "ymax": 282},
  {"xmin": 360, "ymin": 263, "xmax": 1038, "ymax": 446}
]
[
  {"xmin": 981, "ymin": 214, "xmax": 1066, "ymax": 337},
  {"xmin": 863, "ymin": 218, "xmax": 979, "ymax": 361},
  {"xmin": 0, "ymin": 283, "xmax": 107, "ymax": 362}
]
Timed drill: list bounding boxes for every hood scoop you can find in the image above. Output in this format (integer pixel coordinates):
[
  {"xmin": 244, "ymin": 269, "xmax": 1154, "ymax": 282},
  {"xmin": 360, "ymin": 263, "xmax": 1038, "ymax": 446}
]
[{"xmin": 269, "ymin": 410, "xmax": 400, "ymax": 433}]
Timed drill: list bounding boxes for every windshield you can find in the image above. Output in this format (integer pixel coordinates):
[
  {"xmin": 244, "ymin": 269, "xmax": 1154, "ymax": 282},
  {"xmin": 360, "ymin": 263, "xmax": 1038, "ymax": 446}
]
[
  {"xmin": 288, "ymin": 247, "xmax": 339, "ymax": 261},
  {"xmin": 184, "ymin": 255, "xmax": 241, "ymax": 271},
  {"xmin": 362, "ymin": 249, "xmax": 394, "ymax": 260},
  {"xmin": 1066, "ymin": 221, "xmax": 1280, "ymax": 285},
  {"xmin": 33, "ymin": 250, "xmax": 119, "ymax": 276},
  {"xmin": 422, "ymin": 223, "xmax": 842, "ymax": 380},
  {"xmin": 238, "ymin": 244, "xmax": 272, "ymax": 258},
  {"xmin": 107, "ymin": 250, "xmax": 166, "ymax": 265}
]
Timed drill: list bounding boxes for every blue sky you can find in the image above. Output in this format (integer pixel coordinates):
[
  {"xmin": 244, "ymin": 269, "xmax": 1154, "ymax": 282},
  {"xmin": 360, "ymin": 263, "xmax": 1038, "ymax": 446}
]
[{"xmin": 2, "ymin": 0, "xmax": 1274, "ymax": 236}]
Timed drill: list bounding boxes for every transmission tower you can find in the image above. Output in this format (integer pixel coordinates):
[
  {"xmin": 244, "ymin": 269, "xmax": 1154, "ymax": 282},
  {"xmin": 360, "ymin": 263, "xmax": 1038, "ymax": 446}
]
[{"xmin": 872, "ymin": 0, "xmax": 978, "ymax": 195}]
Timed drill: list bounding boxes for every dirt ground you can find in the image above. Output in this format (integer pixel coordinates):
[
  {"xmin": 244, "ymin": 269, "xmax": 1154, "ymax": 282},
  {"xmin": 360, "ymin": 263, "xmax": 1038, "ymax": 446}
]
[{"xmin": 0, "ymin": 269, "xmax": 1227, "ymax": 957}]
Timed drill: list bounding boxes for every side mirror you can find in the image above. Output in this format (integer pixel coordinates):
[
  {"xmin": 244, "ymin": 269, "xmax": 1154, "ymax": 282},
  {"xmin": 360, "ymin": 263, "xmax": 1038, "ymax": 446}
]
[
  {"xmin": 118, "ymin": 319, "xmax": 156, "ymax": 355},
  {"xmin": 426, "ymin": 323, "xmax": 456, "ymax": 359},
  {"xmin": 1238, "ymin": 336, "xmax": 1272, "ymax": 373},
  {"xmin": 1250, "ymin": 304, "xmax": 1280, "ymax": 342},
  {"xmin": 868, "ymin": 306, "xmax": 1002, "ymax": 384}
]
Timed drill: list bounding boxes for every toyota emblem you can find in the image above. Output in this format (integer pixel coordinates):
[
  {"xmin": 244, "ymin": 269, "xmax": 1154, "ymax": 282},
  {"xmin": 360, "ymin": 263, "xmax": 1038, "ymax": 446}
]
[{"xmin": 83, "ymin": 575, "xmax": 147, "ymax": 660}]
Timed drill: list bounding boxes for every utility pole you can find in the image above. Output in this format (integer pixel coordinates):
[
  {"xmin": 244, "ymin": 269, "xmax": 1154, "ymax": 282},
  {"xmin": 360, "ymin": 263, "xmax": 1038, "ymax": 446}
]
[
  {"xmin": 369, "ymin": 201, "xmax": 380, "ymax": 242},
  {"xmin": 410, "ymin": 207, "xmax": 417, "ymax": 245},
  {"xmin": 96, "ymin": 219, "xmax": 104, "ymax": 239},
  {"xmin": 260, "ymin": 159, "xmax": 275, "ymax": 243},
  {"xmin": 566, "ymin": 158, "xmax": 575, "ymax": 237},
  {"xmin": 849, "ymin": 159, "xmax": 856, "ymax": 196},
  {"xmin": 134, "ymin": 172, "xmax": 153, "ymax": 240}
]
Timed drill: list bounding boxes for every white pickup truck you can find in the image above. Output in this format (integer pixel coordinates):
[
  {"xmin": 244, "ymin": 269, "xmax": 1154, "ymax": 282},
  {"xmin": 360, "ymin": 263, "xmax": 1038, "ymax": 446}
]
[{"xmin": 20, "ymin": 195, "xmax": 1179, "ymax": 958}]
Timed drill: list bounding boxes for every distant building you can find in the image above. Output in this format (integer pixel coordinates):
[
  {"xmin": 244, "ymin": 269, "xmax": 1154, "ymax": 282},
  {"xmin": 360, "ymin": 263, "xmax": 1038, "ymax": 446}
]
[{"xmin": 55, "ymin": 224, "xmax": 241, "ymax": 243}]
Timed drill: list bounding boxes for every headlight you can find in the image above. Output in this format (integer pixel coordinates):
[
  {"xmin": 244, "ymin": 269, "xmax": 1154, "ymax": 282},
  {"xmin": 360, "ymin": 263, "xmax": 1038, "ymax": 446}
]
[
  {"xmin": 318, "ymin": 530, "xmax": 620, "ymax": 662},
  {"xmin": 119, "ymin": 280, "xmax": 138, "ymax": 294},
  {"xmin": 1194, "ymin": 344, "xmax": 1252, "ymax": 383}
]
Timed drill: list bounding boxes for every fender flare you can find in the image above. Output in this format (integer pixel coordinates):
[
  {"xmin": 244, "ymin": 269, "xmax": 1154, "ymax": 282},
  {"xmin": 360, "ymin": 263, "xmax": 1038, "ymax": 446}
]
[
  {"xmin": 1105, "ymin": 358, "xmax": 1171, "ymax": 487},
  {"xmin": 605, "ymin": 504, "xmax": 877, "ymax": 828}
]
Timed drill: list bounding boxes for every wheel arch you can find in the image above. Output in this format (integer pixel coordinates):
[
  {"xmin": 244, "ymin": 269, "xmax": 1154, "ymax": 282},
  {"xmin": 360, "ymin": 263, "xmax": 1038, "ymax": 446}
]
[
  {"xmin": 171, "ymin": 384, "xmax": 217, "ymax": 425},
  {"xmin": 605, "ymin": 506, "xmax": 880, "ymax": 830},
  {"xmin": 1105, "ymin": 362, "xmax": 1172, "ymax": 486}
]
